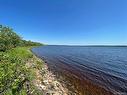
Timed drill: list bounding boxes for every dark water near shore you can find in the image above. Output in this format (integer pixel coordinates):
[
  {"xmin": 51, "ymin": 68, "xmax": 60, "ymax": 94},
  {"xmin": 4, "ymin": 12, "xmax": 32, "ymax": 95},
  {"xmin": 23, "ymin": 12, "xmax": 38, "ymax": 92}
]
[{"xmin": 32, "ymin": 45, "xmax": 127, "ymax": 95}]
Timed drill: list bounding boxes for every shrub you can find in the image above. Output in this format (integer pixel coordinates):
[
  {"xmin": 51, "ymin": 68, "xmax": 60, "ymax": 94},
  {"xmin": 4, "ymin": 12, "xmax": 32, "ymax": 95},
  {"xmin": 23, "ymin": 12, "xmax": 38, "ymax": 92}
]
[
  {"xmin": 0, "ymin": 25, "xmax": 43, "ymax": 52},
  {"xmin": 0, "ymin": 25, "xmax": 21, "ymax": 51}
]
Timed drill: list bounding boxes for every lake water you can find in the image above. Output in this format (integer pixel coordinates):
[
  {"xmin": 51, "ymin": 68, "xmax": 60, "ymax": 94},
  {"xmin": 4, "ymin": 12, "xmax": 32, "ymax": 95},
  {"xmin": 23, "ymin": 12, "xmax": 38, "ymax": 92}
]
[{"xmin": 32, "ymin": 45, "xmax": 127, "ymax": 95}]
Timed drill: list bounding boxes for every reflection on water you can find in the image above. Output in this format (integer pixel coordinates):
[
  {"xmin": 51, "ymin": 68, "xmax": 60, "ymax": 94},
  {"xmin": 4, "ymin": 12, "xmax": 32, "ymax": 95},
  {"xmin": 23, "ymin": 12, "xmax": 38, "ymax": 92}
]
[{"xmin": 32, "ymin": 45, "xmax": 127, "ymax": 95}]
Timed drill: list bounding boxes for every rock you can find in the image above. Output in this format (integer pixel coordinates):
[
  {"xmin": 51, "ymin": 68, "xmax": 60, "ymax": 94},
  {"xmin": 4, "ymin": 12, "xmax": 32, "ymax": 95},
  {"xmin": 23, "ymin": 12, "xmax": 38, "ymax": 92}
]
[{"xmin": 39, "ymin": 84, "xmax": 46, "ymax": 90}]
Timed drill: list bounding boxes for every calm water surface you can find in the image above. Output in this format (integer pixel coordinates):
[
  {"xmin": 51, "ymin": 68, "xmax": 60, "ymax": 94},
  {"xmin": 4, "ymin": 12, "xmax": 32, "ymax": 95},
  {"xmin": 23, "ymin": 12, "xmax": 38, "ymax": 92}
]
[{"xmin": 32, "ymin": 45, "xmax": 127, "ymax": 95}]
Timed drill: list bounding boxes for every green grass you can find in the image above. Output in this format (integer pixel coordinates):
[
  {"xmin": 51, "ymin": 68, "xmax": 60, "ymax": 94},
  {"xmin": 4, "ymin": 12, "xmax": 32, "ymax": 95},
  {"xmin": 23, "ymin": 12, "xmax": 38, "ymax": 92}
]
[
  {"xmin": 0, "ymin": 46, "xmax": 42, "ymax": 95},
  {"xmin": 7, "ymin": 47, "xmax": 33, "ymax": 60}
]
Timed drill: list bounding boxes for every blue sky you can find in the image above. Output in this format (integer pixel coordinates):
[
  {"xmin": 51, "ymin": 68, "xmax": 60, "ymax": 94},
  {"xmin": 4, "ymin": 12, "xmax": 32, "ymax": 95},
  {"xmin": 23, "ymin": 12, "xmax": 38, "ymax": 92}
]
[{"xmin": 0, "ymin": 0, "xmax": 127, "ymax": 45}]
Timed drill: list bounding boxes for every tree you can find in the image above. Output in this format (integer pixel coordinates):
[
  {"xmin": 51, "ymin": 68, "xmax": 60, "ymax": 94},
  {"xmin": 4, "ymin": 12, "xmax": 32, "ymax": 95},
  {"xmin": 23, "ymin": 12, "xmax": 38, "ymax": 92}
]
[
  {"xmin": 0, "ymin": 25, "xmax": 43, "ymax": 51},
  {"xmin": 0, "ymin": 25, "xmax": 21, "ymax": 51}
]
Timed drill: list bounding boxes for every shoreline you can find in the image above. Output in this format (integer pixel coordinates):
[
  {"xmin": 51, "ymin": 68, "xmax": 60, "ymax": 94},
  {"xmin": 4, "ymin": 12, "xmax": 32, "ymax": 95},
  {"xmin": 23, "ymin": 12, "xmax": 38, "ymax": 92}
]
[
  {"xmin": 1, "ymin": 46, "xmax": 116, "ymax": 95},
  {"xmin": 45, "ymin": 63, "xmax": 114, "ymax": 95},
  {"xmin": 33, "ymin": 55, "xmax": 114, "ymax": 95},
  {"xmin": 31, "ymin": 46, "xmax": 124, "ymax": 95},
  {"xmin": 31, "ymin": 47, "xmax": 115, "ymax": 95},
  {"xmin": 30, "ymin": 52, "xmax": 77, "ymax": 95},
  {"xmin": 0, "ymin": 46, "xmax": 74, "ymax": 95}
]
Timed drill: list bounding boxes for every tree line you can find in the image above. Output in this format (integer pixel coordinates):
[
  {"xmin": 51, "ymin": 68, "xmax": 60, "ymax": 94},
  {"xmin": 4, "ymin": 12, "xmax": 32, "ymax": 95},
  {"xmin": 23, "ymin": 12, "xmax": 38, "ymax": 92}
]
[{"xmin": 0, "ymin": 25, "xmax": 43, "ymax": 51}]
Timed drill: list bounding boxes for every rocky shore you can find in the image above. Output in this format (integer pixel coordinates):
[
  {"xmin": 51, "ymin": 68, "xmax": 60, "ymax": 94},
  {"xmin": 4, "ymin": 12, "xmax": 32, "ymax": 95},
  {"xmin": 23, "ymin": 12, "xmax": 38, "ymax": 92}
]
[{"xmin": 26, "ymin": 55, "xmax": 77, "ymax": 95}]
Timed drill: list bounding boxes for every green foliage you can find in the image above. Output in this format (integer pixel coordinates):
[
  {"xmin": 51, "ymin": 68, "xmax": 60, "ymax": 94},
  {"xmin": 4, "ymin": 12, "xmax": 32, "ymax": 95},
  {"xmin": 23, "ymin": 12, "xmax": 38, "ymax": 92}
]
[
  {"xmin": 8, "ymin": 47, "xmax": 33, "ymax": 60},
  {"xmin": 0, "ymin": 25, "xmax": 21, "ymax": 51},
  {"xmin": 21, "ymin": 40, "xmax": 43, "ymax": 47},
  {"xmin": 0, "ymin": 24, "xmax": 44, "ymax": 95},
  {"xmin": 0, "ymin": 25, "xmax": 43, "ymax": 52},
  {"xmin": 0, "ymin": 47, "xmax": 35, "ymax": 95}
]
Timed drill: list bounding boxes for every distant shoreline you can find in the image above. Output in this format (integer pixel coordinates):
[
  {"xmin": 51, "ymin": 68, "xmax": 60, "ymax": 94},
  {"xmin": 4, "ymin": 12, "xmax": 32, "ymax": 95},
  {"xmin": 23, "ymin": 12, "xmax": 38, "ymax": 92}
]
[{"xmin": 44, "ymin": 45, "xmax": 127, "ymax": 47}]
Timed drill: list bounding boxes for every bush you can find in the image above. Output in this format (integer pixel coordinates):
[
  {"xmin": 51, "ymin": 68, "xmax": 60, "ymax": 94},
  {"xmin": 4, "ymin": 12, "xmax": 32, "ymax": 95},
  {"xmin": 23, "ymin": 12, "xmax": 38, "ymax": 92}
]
[
  {"xmin": 0, "ymin": 25, "xmax": 21, "ymax": 51},
  {"xmin": 0, "ymin": 47, "xmax": 34, "ymax": 94},
  {"xmin": 21, "ymin": 40, "xmax": 43, "ymax": 47},
  {"xmin": 0, "ymin": 25, "xmax": 43, "ymax": 52}
]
